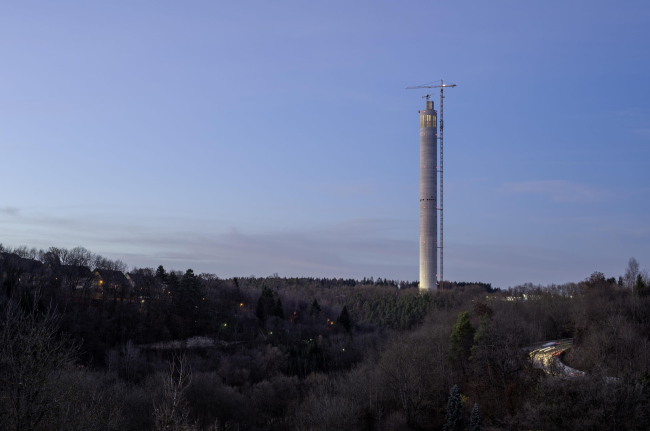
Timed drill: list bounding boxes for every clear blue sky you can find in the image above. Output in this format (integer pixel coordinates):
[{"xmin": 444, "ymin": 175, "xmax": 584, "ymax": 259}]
[{"xmin": 1, "ymin": 1, "xmax": 648, "ymax": 288}]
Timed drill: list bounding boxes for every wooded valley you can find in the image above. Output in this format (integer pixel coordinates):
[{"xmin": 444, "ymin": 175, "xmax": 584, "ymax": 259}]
[{"xmin": 2, "ymin": 244, "xmax": 650, "ymax": 430}]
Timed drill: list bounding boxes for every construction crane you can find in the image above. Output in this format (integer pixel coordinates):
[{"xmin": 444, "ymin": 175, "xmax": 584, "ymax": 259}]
[{"xmin": 406, "ymin": 80, "xmax": 457, "ymax": 289}]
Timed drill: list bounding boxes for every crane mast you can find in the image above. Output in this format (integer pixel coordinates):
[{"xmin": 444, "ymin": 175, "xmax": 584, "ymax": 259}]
[{"xmin": 406, "ymin": 80, "xmax": 456, "ymax": 289}]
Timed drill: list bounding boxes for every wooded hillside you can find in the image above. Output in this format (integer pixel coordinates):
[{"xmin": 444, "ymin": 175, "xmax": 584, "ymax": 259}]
[{"xmin": 2, "ymin": 244, "xmax": 649, "ymax": 430}]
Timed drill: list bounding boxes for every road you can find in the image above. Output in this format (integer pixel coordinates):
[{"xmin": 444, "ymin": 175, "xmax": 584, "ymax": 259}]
[{"xmin": 528, "ymin": 339, "xmax": 585, "ymax": 377}]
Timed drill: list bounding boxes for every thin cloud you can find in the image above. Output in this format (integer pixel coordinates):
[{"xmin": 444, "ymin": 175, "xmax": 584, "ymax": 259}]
[
  {"xmin": 502, "ymin": 180, "xmax": 609, "ymax": 203},
  {"xmin": 0, "ymin": 207, "xmax": 20, "ymax": 216},
  {"xmin": 0, "ymin": 209, "xmax": 418, "ymax": 280}
]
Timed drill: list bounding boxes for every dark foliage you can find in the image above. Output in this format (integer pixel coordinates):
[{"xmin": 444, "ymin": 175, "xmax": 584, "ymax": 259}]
[
  {"xmin": 443, "ymin": 385, "xmax": 464, "ymax": 431},
  {"xmin": 2, "ymin": 243, "xmax": 649, "ymax": 431},
  {"xmin": 337, "ymin": 305, "xmax": 352, "ymax": 333}
]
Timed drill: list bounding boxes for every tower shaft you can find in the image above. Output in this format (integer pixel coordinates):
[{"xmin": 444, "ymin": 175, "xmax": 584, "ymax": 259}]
[
  {"xmin": 439, "ymin": 87, "xmax": 444, "ymax": 290},
  {"xmin": 419, "ymin": 100, "xmax": 438, "ymax": 289}
]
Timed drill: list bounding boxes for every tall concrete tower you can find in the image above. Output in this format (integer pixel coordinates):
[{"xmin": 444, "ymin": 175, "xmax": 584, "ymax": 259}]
[{"xmin": 419, "ymin": 99, "xmax": 438, "ymax": 290}]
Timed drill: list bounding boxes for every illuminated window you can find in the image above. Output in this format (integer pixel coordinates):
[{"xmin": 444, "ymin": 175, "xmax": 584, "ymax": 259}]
[{"xmin": 421, "ymin": 115, "xmax": 437, "ymax": 128}]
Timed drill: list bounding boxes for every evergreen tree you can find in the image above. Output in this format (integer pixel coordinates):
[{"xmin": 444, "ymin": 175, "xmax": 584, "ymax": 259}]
[
  {"xmin": 155, "ymin": 265, "xmax": 168, "ymax": 283},
  {"xmin": 310, "ymin": 299, "xmax": 321, "ymax": 316},
  {"xmin": 255, "ymin": 296, "xmax": 265, "ymax": 323},
  {"xmin": 167, "ymin": 272, "xmax": 180, "ymax": 299},
  {"xmin": 275, "ymin": 297, "xmax": 284, "ymax": 320},
  {"xmin": 471, "ymin": 315, "xmax": 491, "ymax": 360},
  {"xmin": 635, "ymin": 274, "xmax": 646, "ymax": 298},
  {"xmin": 468, "ymin": 403, "xmax": 482, "ymax": 431},
  {"xmin": 450, "ymin": 311, "xmax": 475, "ymax": 361},
  {"xmin": 178, "ymin": 269, "xmax": 203, "ymax": 317},
  {"xmin": 443, "ymin": 384, "xmax": 464, "ymax": 431},
  {"xmin": 256, "ymin": 287, "xmax": 275, "ymax": 325},
  {"xmin": 337, "ymin": 305, "xmax": 352, "ymax": 333}
]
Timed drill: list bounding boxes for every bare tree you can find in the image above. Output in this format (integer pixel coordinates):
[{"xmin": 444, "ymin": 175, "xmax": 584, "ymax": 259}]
[
  {"xmin": 0, "ymin": 298, "xmax": 76, "ymax": 430},
  {"xmin": 153, "ymin": 355, "xmax": 198, "ymax": 431},
  {"xmin": 624, "ymin": 257, "xmax": 641, "ymax": 290},
  {"xmin": 0, "ymin": 296, "xmax": 120, "ymax": 430},
  {"xmin": 378, "ymin": 329, "xmax": 444, "ymax": 427}
]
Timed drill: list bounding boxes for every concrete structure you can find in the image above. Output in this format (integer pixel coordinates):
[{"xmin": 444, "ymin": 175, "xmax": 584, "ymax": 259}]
[{"xmin": 419, "ymin": 100, "xmax": 438, "ymax": 289}]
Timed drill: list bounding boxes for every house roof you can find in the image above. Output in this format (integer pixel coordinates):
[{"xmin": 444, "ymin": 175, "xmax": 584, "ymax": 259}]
[
  {"xmin": 0, "ymin": 252, "xmax": 44, "ymax": 271},
  {"xmin": 61, "ymin": 264, "xmax": 92, "ymax": 278},
  {"xmin": 94, "ymin": 268, "xmax": 128, "ymax": 284}
]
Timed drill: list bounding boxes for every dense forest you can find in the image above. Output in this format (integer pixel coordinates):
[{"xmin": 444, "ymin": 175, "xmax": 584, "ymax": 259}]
[{"xmin": 2, "ymin": 243, "xmax": 650, "ymax": 430}]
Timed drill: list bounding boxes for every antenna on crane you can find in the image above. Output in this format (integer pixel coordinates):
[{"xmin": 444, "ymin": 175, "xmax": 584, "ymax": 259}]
[{"xmin": 406, "ymin": 79, "xmax": 457, "ymax": 290}]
